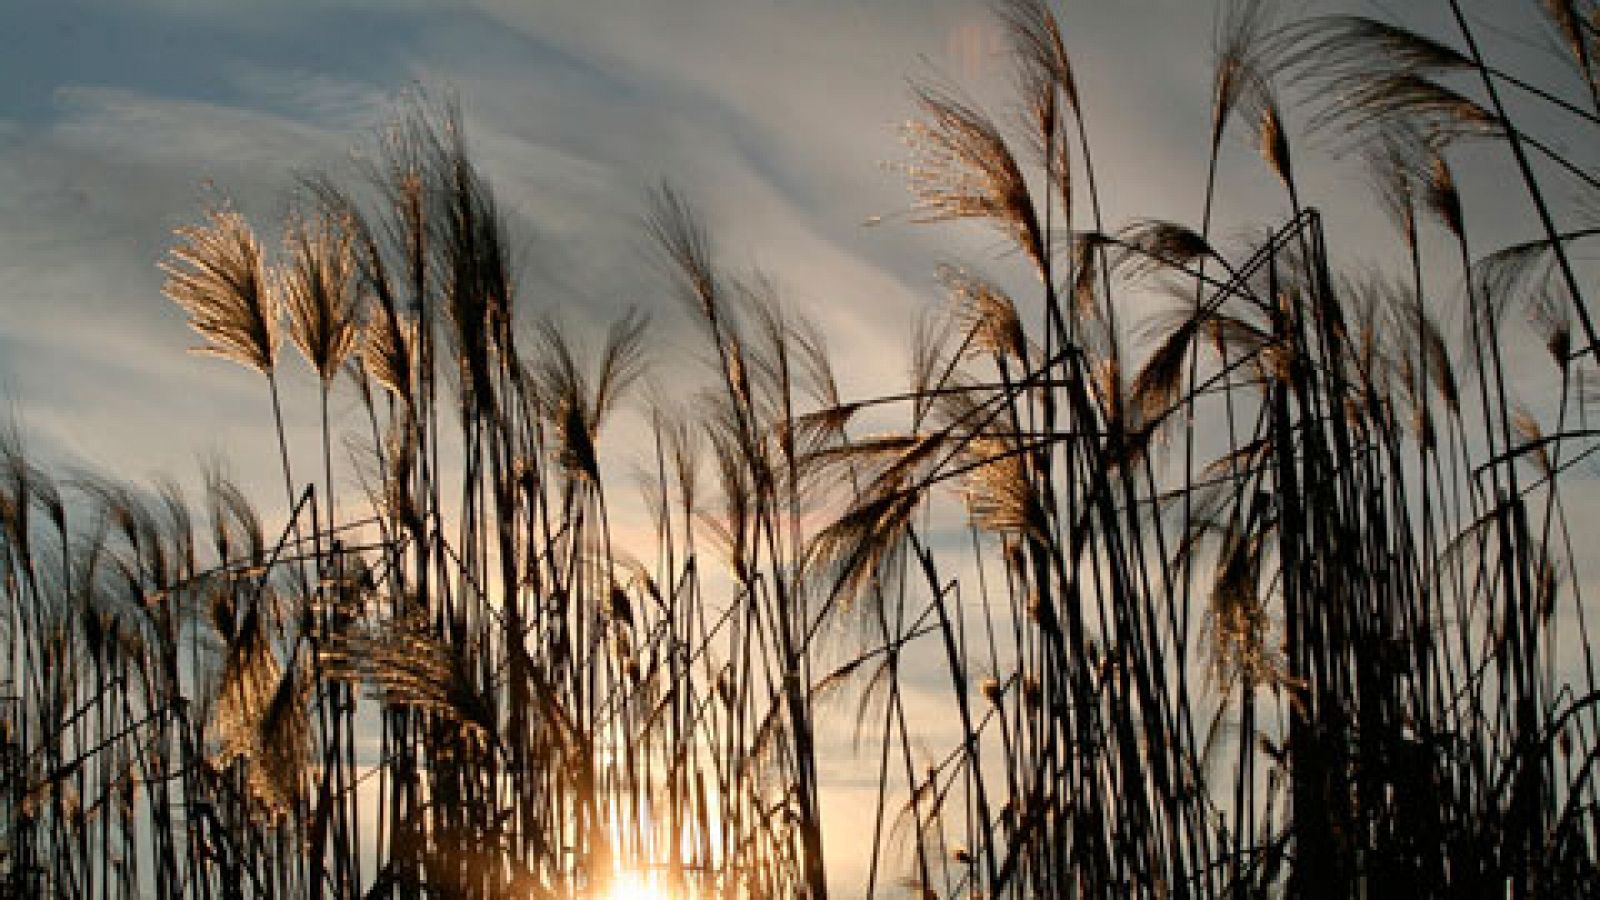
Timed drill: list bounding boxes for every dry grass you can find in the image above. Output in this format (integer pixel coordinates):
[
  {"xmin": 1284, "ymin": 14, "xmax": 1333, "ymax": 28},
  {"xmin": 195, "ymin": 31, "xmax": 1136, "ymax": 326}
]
[{"xmin": 4, "ymin": 1, "xmax": 1600, "ymax": 897}]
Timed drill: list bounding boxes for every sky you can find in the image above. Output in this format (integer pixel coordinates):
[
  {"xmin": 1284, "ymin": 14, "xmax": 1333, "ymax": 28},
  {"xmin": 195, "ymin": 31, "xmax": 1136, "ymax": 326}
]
[
  {"xmin": 0, "ymin": 0, "xmax": 1256, "ymax": 492},
  {"xmin": 1, "ymin": 0, "xmax": 1591, "ymax": 892},
  {"xmin": 2, "ymin": 0, "xmax": 1567, "ymax": 486},
  {"xmin": 2, "ymin": 0, "xmax": 1560, "ymax": 482}
]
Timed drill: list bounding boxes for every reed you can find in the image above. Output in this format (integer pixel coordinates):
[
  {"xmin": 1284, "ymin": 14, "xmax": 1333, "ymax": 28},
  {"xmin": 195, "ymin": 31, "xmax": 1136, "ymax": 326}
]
[{"xmin": 3, "ymin": 1, "xmax": 1599, "ymax": 896}]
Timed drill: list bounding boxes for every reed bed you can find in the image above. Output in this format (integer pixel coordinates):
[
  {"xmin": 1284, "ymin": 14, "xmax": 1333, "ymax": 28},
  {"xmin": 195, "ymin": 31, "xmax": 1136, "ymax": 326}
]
[{"xmin": 3, "ymin": 0, "xmax": 1599, "ymax": 896}]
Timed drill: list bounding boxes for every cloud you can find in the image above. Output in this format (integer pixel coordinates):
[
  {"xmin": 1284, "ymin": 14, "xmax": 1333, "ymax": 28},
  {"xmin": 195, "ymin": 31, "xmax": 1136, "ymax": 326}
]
[{"xmin": 0, "ymin": 0, "xmax": 1243, "ymax": 487}]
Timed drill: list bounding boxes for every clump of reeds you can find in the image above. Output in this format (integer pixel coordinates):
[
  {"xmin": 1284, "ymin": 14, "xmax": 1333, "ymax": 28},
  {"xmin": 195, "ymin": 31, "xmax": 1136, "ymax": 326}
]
[{"xmin": 1, "ymin": 1, "xmax": 1598, "ymax": 897}]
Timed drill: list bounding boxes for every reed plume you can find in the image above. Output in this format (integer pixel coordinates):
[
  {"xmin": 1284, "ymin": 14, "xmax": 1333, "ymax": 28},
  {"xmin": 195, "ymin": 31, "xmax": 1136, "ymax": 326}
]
[{"xmin": 160, "ymin": 209, "xmax": 280, "ymax": 374}]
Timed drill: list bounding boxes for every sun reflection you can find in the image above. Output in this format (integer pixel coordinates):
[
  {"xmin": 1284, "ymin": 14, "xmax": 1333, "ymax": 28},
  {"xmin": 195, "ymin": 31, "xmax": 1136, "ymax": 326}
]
[{"xmin": 604, "ymin": 871, "xmax": 668, "ymax": 900}]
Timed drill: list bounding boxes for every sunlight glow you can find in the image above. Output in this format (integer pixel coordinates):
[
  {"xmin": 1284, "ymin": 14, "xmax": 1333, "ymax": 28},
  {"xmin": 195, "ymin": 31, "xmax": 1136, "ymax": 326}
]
[{"xmin": 604, "ymin": 871, "xmax": 668, "ymax": 900}]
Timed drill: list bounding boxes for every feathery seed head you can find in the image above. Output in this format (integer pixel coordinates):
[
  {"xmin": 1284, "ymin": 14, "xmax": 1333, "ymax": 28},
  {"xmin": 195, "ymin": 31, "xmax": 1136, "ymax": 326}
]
[
  {"xmin": 903, "ymin": 83, "xmax": 1045, "ymax": 269},
  {"xmin": 280, "ymin": 210, "xmax": 362, "ymax": 383},
  {"xmin": 941, "ymin": 265, "xmax": 1029, "ymax": 361},
  {"xmin": 160, "ymin": 208, "xmax": 281, "ymax": 375}
]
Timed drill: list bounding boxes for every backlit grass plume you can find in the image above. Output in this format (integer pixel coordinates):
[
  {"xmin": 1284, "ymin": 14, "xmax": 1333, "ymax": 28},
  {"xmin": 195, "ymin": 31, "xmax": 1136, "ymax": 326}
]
[
  {"xmin": 160, "ymin": 208, "xmax": 280, "ymax": 375},
  {"xmin": 279, "ymin": 209, "xmax": 361, "ymax": 384}
]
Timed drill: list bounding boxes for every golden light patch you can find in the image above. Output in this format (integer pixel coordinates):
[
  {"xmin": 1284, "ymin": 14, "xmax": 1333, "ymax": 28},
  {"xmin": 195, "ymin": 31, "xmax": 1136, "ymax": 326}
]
[{"xmin": 603, "ymin": 871, "xmax": 668, "ymax": 900}]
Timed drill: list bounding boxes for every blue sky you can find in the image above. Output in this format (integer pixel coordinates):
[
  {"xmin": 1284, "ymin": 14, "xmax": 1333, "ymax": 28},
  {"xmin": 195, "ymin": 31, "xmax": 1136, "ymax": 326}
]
[
  {"xmin": 3, "ymin": 0, "xmax": 1562, "ymax": 495},
  {"xmin": 0, "ymin": 0, "xmax": 1243, "ymax": 491}
]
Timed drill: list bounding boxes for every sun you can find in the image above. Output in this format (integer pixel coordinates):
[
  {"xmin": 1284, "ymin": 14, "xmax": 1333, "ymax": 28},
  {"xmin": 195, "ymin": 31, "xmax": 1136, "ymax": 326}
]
[{"xmin": 604, "ymin": 871, "xmax": 669, "ymax": 900}]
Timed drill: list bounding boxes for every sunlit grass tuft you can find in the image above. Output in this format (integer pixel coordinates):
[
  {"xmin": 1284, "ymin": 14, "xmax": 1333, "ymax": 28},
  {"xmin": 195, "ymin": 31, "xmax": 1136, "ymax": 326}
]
[{"xmin": 3, "ymin": 1, "xmax": 1600, "ymax": 897}]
